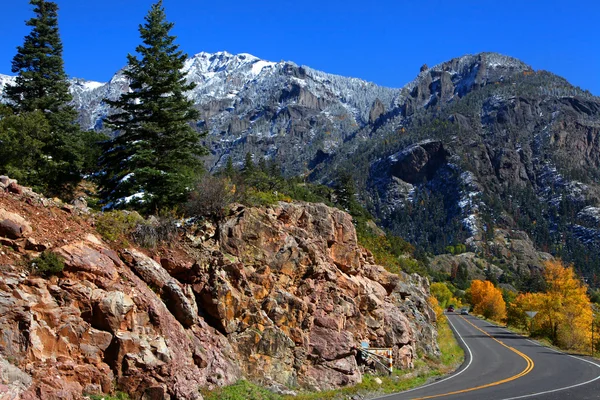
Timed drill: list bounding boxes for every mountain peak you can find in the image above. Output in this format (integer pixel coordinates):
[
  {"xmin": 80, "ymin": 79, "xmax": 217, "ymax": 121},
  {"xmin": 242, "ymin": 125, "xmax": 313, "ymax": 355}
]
[
  {"xmin": 401, "ymin": 52, "xmax": 532, "ymax": 106},
  {"xmin": 456, "ymin": 52, "xmax": 529, "ymax": 69},
  {"xmin": 183, "ymin": 51, "xmax": 277, "ymax": 77}
]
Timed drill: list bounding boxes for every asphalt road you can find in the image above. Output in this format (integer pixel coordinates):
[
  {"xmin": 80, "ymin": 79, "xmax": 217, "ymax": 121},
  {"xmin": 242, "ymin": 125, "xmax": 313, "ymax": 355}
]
[{"xmin": 377, "ymin": 313, "xmax": 600, "ymax": 400}]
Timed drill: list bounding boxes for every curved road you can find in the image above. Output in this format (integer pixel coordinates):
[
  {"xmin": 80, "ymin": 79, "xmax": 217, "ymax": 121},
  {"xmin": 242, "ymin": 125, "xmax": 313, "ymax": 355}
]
[{"xmin": 378, "ymin": 313, "xmax": 600, "ymax": 400}]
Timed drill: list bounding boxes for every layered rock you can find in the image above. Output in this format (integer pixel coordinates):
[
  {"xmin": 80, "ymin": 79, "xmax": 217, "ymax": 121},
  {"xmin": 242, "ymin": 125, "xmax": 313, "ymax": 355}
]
[
  {"xmin": 0, "ymin": 179, "xmax": 437, "ymax": 398},
  {"xmin": 190, "ymin": 202, "xmax": 438, "ymax": 390},
  {"xmin": 0, "ymin": 182, "xmax": 240, "ymax": 400}
]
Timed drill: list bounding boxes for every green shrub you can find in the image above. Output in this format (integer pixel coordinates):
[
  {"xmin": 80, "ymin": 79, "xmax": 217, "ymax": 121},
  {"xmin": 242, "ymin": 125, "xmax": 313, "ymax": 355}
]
[
  {"xmin": 30, "ymin": 251, "xmax": 64, "ymax": 277},
  {"xmin": 243, "ymin": 189, "xmax": 292, "ymax": 207},
  {"xmin": 202, "ymin": 380, "xmax": 282, "ymax": 400},
  {"xmin": 88, "ymin": 392, "xmax": 130, "ymax": 400},
  {"xmin": 95, "ymin": 210, "xmax": 144, "ymax": 242},
  {"xmin": 356, "ymin": 222, "xmax": 425, "ymax": 275},
  {"xmin": 84, "ymin": 195, "xmax": 102, "ymax": 212}
]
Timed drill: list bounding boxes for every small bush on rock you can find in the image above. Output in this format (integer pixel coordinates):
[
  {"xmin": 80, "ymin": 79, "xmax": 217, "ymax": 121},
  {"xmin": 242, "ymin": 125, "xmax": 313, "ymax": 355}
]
[
  {"xmin": 96, "ymin": 210, "xmax": 144, "ymax": 242},
  {"xmin": 186, "ymin": 175, "xmax": 236, "ymax": 218},
  {"xmin": 30, "ymin": 251, "xmax": 64, "ymax": 277},
  {"xmin": 242, "ymin": 188, "xmax": 292, "ymax": 207},
  {"xmin": 132, "ymin": 214, "xmax": 179, "ymax": 248}
]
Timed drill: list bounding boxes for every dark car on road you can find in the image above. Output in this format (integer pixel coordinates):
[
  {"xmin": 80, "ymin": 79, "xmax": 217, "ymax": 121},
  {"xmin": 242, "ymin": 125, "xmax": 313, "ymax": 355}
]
[{"xmin": 447, "ymin": 305, "xmax": 455, "ymax": 312}]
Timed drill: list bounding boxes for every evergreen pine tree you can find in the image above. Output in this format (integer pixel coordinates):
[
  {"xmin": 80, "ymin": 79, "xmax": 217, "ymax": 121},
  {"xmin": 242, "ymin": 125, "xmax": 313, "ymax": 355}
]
[
  {"xmin": 258, "ymin": 157, "xmax": 267, "ymax": 173},
  {"xmin": 333, "ymin": 171, "xmax": 356, "ymax": 212},
  {"xmin": 454, "ymin": 263, "xmax": 471, "ymax": 290},
  {"xmin": 3, "ymin": 0, "xmax": 91, "ymax": 195},
  {"xmin": 243, "ymin": 152, "xmax": 255, "ymax": 176},
  {"xmin": 223, "ymin": 157, "xmax": 236, "ymax": 179},
  {"xmin": 5, "ymin": 0, "xmax": 74, "ymax": 118},
  {"xmin": 100, "ymin": 0, "xmax": 206, "ymax": 211}
]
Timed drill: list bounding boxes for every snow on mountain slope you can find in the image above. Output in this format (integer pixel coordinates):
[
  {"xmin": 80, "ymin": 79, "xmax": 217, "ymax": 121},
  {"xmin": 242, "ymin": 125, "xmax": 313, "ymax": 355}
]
[{"xmin": 0, "ymin": 51, "xmax": 530, "ymax": 176}]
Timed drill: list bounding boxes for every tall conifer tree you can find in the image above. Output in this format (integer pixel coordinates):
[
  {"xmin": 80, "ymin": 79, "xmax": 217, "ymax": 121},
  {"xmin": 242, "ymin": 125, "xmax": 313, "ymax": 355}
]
[
  {"xmin": 100, "ymin": 0, "xmax": 206, "ymax": 211},
  {"xmin": 3, "ymin": 0, "xmax": 87, "ymax": 195},
  {"xmin": 5, "ymin": 0, "xmax": 74, "ymax": 120}
]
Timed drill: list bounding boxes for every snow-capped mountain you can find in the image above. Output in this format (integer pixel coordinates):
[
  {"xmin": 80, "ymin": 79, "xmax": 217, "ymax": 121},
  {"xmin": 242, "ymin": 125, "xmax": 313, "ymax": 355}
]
[
  {"xmin": 1, "ymin": 51, "xmax": 402, "ymax": 174},
  {"xmin": 0, "ymin": 51, "xmax": 534, "ymax": 176}
]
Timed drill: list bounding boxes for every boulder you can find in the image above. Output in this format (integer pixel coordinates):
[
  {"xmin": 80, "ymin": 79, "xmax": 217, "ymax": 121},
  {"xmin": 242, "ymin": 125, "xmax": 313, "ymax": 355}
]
[
  {"xmin": 126, "ymin": 249, "xmax": 172, "ymax": 289},
  {"xmin": 0, "ymin": 176, "xmax": 15, "ymax": 186},
  {"xmin": 92, "ymin": 290, "xmax": 135, "ymax": 333},
  {"xmin": 163, "ymin": 281, "xmax": 198, "ymax": 328},
  {"xmin": 0, "ymin": 208, "xmax": 32, "ymax": 239},
  {"xmin": 25, "ymin": 237, "xmax": 48, "ymax": 252},
  {"xmin": 54, "ymin": 242, "xmax": 119, "ymax": 280},
  {"xmin": 7, "ymin": 182, "xmax": 22, "ymax": 195}
]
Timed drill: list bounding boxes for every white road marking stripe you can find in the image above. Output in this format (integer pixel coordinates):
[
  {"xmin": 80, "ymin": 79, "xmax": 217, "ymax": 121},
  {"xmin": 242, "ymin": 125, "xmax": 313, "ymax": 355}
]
[
  {"xmin": 374, "ymin": 315, "xmax": 474, "ymax": 399},
  {"xmin": 485, "ymin": 325, "xmax": 600, "ymax": 399}
]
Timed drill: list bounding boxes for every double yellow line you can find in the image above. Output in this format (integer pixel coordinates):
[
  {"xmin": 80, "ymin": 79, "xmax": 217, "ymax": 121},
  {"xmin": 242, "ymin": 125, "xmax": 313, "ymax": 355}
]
[{"xmin": 412, "ymin": 316, "xmax": 534, "ymax": 399}]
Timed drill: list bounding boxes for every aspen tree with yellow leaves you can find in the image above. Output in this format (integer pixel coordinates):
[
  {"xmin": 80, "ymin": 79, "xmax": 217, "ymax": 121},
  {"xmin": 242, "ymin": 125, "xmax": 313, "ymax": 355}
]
[
  {"xmin": 469, "ymin": 280, "xmax": 507, "ymax": 322},
  {"xmin": 509, "ymin": 260, "xmax": 592, "ymax": 350}
]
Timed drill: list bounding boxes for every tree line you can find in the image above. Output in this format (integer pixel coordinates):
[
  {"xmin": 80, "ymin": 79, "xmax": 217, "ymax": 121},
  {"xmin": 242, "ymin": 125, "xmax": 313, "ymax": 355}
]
[{"xmin": 1, "ymin": 0, "xmax": 203, "ymax": 212}]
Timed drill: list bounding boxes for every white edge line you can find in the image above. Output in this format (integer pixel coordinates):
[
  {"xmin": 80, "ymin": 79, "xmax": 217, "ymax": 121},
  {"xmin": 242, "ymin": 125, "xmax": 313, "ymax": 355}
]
[
  {"xmin": 373, "ymin": 314, "xmax": 474, "ymax": 400},
  {"xmin": 485, "ymin": 324, "xmax": 600, "ymax": 399}
]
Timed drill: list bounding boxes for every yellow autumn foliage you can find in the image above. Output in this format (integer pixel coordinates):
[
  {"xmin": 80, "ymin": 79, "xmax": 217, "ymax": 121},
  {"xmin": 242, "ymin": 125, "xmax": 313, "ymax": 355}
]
[
  {"xmin": 510, "ymin": 260, "xmax": 592, "ymax": 350},
  {"xmin": 430, "ymin": 282, "xmax": 462, "ymax": 309},
  {"xmin": 428, "ymin": 295, "xmax": 444, "ymax": 325},
  {"xmin": 469, "ymin": 280, "xmax": 506, "ymax": 322}
]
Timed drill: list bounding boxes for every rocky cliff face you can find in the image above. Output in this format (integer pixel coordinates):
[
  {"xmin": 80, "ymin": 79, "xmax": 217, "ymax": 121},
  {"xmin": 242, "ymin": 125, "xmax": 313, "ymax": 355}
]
[{"xmin": 0, "ymin": 178, "xmax": 437, "ymax": 399}]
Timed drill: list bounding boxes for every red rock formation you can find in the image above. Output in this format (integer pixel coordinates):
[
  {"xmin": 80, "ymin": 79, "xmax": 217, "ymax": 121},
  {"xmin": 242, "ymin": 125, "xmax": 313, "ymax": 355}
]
[
  {"xmin": 0, "ymin": 179, "xmax": 437, "ymax": 399},
  {"xmin": 190, "ymin": 202, "xmax": 438, "ymax": 390}
]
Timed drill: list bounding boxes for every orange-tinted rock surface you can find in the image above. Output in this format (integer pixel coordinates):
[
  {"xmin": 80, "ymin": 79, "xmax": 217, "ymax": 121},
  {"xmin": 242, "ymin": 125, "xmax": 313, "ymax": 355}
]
[{"xmin": 0, "ymin": 180, "xmax": 437, "ymax": 399}]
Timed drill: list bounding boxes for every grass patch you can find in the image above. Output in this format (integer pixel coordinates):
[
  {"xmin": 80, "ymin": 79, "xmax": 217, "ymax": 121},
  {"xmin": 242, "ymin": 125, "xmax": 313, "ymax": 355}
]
[
  {"xmin": 201, "ymin": 380, "xmax": 282, "ymax": 400},
  {"xmin": 436, "ymin": 314, "xmax": 464, "ymax": 370},
  {"xmin": 87, "ymin": 392, "xmax": 130, "ymax": 400},
  {"xmin": 288, "ymin": 368, "xmax": 434, "ymax": 400}
]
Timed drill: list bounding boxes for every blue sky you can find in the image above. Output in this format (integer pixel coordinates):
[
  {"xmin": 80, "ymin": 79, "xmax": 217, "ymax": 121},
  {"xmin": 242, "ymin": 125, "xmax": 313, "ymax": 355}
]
[{"xmin": 1, "ymin": 0, "xmax": 598, "ymax": 94}]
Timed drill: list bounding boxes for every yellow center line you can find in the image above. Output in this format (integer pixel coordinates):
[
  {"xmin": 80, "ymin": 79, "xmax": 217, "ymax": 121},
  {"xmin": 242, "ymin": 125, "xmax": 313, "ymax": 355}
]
[{"xmin": 411, "ymin": 316, "xmax": 534, "ymax": 399}]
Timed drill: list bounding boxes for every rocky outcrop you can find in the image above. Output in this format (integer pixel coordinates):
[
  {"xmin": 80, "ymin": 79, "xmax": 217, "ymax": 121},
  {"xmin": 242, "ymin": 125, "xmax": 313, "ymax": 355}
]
[
  {"xmin": 430, "ymin": 228, "xmax": 554, "ymax": 285},
  {"xmin": 0, "ymin": 179, "xmax": 438, "ymax": 398},
  {"xmin": 369, "ymin": 98, "xmax": 385, "ymax": 124},
  {"xmin": 190, "ymin": 202, "xmax": 438, "ymax": 390},
  {"xmin": 388, "ymin": 140, "xmax": 449, "ymax": 184},
  {"xmin": 0, "ymin": 181, "xmax": 241, "ymax": 400}
]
